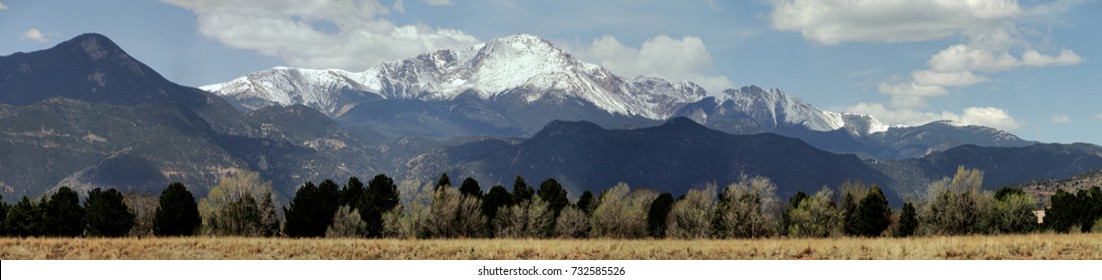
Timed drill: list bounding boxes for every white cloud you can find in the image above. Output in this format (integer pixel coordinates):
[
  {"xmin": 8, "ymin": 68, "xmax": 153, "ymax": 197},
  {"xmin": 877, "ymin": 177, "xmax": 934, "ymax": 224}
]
[
  {"xmin": 771, "ymin": 0, "xmax": 1084, "ymax": 130},
  {"xmin": 1094, "ymin": 113, "xmax": 1102, "ymax": 121},
  {"xmin": 571, "ymin": 35, "xmax": 735, "ymax": 93},
  {"xmin": 0, "ymin": 2, "xmax": 8, "ymax": 10},
  {"xmin": 929, "ymin": 44, "xmax": 1082, "ymax": 72},
  {"xmin": 1051, "ymin": 114, "xmax": 1072, "ymax": 124},
  {"xmin": 847, "ymin": 103, "xmax": 1019, "ymax": 131},
  {"xmin": 770, "ymin": 0, "xmax": 1021, "ymax": 45},
  {"xmin": 166, "ymin": 0, "xmax": 479, "ymax": 71},
  {"xmin": 20, "ymin": 28, "xmax": 47, "ymax": 43},
  {"xmin": 422, "ymin": 0, "xmax": 452, "ymax": 5}
]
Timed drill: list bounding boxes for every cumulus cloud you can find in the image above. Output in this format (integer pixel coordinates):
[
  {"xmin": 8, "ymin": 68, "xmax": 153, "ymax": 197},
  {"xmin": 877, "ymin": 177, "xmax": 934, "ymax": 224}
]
[
  {"xmin": 165, "ymin": 0, "xmax": 479, "ymax": 71},
  {"xmin": 774, "ymin": 1, "xmax": 1086, "ymax": 124},
  {"xmin": 571, "ymin": 35, "xmax": 735, "ymax": 93},
  {"xmin": 770, "ymin": 0, "xmax": 1021, "ymax": 45},
  {"xmin": 848, "ymin": 103, "xmax": 1020, "ymax": 131},
  {"xmin": 1051, "ymin": 114, "xmax": 1072, "ymax": 124},
  {"xmin": 20, "ymin": 28, "xmax": 47, "ymax": 43}
]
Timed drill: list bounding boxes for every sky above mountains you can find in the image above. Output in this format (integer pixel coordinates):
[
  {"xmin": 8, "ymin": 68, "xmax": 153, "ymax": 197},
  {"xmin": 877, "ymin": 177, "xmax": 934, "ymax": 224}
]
[{"xmin": 1, "ymin": 0, "xmax": 1099, "ymax": 145}]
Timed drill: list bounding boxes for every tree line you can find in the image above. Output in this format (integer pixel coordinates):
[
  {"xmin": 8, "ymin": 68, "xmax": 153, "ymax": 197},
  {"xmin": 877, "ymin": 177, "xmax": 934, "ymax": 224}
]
[{"xmin": 1, "ymin": 167, "xmax": 1100, "ymax": 238}]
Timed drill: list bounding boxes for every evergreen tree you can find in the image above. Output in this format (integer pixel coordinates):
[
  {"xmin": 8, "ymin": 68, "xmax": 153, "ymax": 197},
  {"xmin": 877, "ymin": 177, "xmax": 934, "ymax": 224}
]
[
  {"xmin": 854, "ymin": 186, "xmax": 892, "ymax": 237},
  {"xmin": 576, "ymin": 191, "xmax": 594, "ymax": 214},
  {"xmin": 284, "ymin": 180, "xmax": 342, "ymax": 237},
  {"xmin": 4, "ymin": 197, "xmax": 43, "ymax": 237},
  {"xmin": 436, "ymin": 173, "xmax": 451, "ymax": 191},
  {"xmin": 538, "ymin": 178, "xmax": 569, "ymax": 218},
  {"xmin": 341, "ymin": 176, "xmax": 366, "ymax": 208},
  {"xmin": 459, "ymin": 177, "xmax": 483, "ymax": 198},
  {"xmin": 840, "ymin": 192, "xmax": 859, "ymax": 236},
  {"xmin": 363, "ymin": 174, "xmax": 400, "ymax": 238},
  {"xmin": 482, "ymin": 185, "xmax": 513, "ymax": 234},
  {"xmin": 0, "ymin": 195, "xmax": 8, "ymax": 235},
  {"xmin": 83, "ymin": 188, "xmax": 135, "ymax": 237},
  {"xmin": 153, "ymin": 183, "xmax": 201, "ymax": 236},
  {"xmin": 647, "ymin": 193, "xmax": 674, "ymax": 238},
  {"xmin": 897, "ymin": 202, "xmax": 918, "ymax": 237},
  {"xmin": 512, "ymin": 176, "xmax": 534, "ymax": 202},
  {"xmin": 43, "ymin": 186, "xmax": 84, "ymax": 237}
]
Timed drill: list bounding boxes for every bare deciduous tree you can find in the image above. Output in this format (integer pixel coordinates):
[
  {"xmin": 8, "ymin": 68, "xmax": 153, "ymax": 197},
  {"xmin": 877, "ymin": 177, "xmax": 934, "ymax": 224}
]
[
  {"xmin": 554, "ymin": 205, "xmax": 589, "ymax": 238},
  {"xmin": 423, "ymin": 187, "xmax": 485, "ymax": 238},
  {"xmin": 494, "ymin": 196, "xmax": 553, "ymax": 238},
  {"xmin": 714, "ymin": 175, "xmax": 782, "ymax": 238},
  {"xmin": 590, "ymin": 183, "xmax": 657, "ymax": 238},
  {"xmin": 667, "ymin": 184, "xmax": 717, "ymax": 239}
]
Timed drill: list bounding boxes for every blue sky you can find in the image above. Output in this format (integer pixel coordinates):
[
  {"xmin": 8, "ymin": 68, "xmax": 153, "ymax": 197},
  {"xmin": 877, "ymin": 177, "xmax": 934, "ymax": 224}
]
[{"xmin": 1, "ymin": 0, "xmax": 1100, "ymax": 145}]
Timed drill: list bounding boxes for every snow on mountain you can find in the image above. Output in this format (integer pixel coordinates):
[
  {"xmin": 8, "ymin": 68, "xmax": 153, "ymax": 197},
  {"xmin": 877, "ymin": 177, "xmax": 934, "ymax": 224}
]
[
  {"xmin": 205, "ymin": 34, "xmax": 931, "ymax": 137},
  {"xmin": 205, "ymin": 34, "xmax": 707, "ymax": 120},
  {"xmin": 717, "ymin": 86, "xmax": 845, "ymax": 132},
  {"xmin": 841, "ymin": 113, "xmax": 890, "ymax": 136}
]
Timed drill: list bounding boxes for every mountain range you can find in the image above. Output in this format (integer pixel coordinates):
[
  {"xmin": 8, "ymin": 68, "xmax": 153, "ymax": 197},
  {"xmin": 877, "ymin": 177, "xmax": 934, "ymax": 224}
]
[
  {"xmin": 205, "ymin": 34, "xmax": 1034, "ymax": 160},
  {"xmin": 2, "ymin": 33, "xmax": 1100, "ymax": 205}
]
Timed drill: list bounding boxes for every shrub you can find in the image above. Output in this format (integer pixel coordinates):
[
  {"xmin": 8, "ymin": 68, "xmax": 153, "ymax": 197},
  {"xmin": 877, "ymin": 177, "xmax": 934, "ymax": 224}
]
[
  {"xmin": 554, "ymin": 205, "xmax": 590, "ymax": 238},
  {"xmin": 493, "ymin": 196, "xmax": 552, "ymax": 238}
]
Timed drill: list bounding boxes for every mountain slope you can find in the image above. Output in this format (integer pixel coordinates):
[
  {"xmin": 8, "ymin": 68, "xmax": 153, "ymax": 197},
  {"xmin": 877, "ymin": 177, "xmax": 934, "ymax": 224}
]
[
  {"xmin": 872, "ymin": 143, "xmax": 1102, "ymax": 198},
  {"xmin": 0, "ymin": 34, "xmax": 380, "ymax": 201},
  {"xmin": 406, "ymin": 117, "xmax": 896, "ymax": 202}
]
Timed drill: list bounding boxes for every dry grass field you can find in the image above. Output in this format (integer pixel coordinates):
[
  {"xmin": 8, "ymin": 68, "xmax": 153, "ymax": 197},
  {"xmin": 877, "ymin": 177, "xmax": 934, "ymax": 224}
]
[{"xmin": 2, "ymin": 233, "xmax": 1100, "ymax": 260}]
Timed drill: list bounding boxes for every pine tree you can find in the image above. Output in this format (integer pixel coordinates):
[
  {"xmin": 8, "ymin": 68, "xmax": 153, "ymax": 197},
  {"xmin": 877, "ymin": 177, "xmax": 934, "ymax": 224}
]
[
  {"xmin": 84, "ymin": 188, "xmax": 135, "ymax": 237},
  {"xmin": 43, "ymin": 186, "xmax": 84, "ymax": 237},
  {"xmin": 538, "ymin": 178, "xmax": 569, "ymax": 218},
  {"xmin": 0, "ymin": 195, "xmax": 8, "ymax": 235},
  {"xmin": 153, "ymin": 183, "xmax": 201, "ymax": 236},
  {"xmin": 341, "ymin": 176, "xmax": 366, "ymax": 208},
  {"xmin": 482, "ymin": 185, "xmax": 513, "ymax": 235},
  {"xmin": 459, "ymin": 177, "xmax": 483, "ymax": 198},
  {"xmin": 363, "ymin": 174, "xmax": 400, "ymax": 238},
  {"xmin": 647, "ymin": 193, "xmax": 674, "ymax": 238},
  {"xmin": 4, "ymin": 197, "xmax": 43, "ymax": 237},
  {"xmin": 576, "ymin": 191, "xmax": 594, "ymax": 214},
  {"xmin": 840, "ymin": 192, "xmax": 859, "ymax": 236},
  {"xmin": 512, "ymin": 175, "xmax": 533, "ymax": 202},
  {"xmin": 283, "ymin": 180, "xmax": 342, "ymax": 237},
  {"xmin": 436, "ymin": 173, "xmax": 451, "ymax": 191},
  {"xmin": 896, "ymin": 202, "xmax": 918, "ymax": 237},
  {"xmin": 854, "ymin": 186, "xmax": 892, "ymax": 237}
]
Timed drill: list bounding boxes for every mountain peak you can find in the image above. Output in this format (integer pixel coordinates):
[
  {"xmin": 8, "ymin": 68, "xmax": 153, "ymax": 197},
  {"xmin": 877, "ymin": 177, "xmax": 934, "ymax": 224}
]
[{"xmin": 57, "ymin": 33, "xmax": 123, "ymax": 62}]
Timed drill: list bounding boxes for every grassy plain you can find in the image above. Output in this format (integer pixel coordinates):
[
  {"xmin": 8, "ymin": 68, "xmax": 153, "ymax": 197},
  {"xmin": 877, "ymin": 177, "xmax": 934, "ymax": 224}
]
[{"xmin": 2, "ymin": 233, "xmax": 1100, "ymax": 260}]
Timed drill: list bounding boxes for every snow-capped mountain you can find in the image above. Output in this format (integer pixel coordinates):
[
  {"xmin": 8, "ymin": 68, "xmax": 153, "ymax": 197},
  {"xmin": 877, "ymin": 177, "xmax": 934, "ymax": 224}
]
[
  {"xmin": 841, "ymin": 113, "xmax": 890, "ymax": 136},
  {"xmin": 204, "ymin": 33, "xmax": 1035, "ymax": 160},
  {"xmin": 717, "ymin": 86, "xmax": 845, "ymax": 132},
  {"xmin": 205, "ymin": 34, "xmax": 707, "ymax": 120}
]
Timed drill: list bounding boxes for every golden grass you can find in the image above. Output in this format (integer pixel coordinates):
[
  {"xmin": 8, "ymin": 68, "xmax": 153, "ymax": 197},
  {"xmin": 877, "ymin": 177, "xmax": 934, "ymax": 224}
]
[{"xmin": 2, "ymin": 233, "xmax": 1099, "ymax": 260}]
